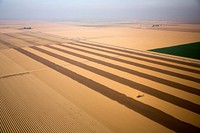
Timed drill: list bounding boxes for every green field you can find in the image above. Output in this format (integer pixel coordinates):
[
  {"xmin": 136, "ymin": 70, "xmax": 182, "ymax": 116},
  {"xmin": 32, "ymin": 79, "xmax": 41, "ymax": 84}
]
[{"xmin": 149, "ymin": 42, "xmax": 200, "ymax": 60}]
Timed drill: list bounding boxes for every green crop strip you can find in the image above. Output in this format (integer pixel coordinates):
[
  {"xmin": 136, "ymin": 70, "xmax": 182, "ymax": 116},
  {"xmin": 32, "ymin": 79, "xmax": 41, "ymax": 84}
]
[{"xmin": 149, "ymin": 42, "xmax": 200, "ymax": 60}]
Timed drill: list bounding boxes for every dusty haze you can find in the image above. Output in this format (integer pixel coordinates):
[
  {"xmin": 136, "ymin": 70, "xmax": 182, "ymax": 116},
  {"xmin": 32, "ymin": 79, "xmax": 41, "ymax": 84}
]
[{"xmin": 0, "ymin": 0, "xmax": 200, "ymax": 22}]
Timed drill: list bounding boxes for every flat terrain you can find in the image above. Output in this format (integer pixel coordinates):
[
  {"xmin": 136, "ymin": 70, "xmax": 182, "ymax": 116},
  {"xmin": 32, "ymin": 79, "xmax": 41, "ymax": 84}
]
[
  {"xmin": 150, "ymin": 42, "xmax": 200, "ymax": 59},
  {"xmin": 0, "ymin": 21, "xmax": 200, "ymax": 132}
]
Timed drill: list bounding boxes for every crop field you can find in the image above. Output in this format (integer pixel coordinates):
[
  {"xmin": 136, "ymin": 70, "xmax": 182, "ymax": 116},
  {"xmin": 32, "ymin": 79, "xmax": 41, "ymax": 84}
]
[
  {"xmin": 150, "ymin": 42, "xmax": 200, "ymax": 60},
  {"xmin": 1, "ymin": 24, "xmax": 200, "ymax": 132}
]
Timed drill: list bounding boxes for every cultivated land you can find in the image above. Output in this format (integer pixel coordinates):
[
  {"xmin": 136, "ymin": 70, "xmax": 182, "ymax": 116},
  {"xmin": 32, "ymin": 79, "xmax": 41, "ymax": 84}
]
[
  {"xmin": 0, "ymin": 20, "xmax": 200, "ymax": 132},
  {"xmin": 150, "ymin": 42, "xmax": 200, "ymax": 60}
]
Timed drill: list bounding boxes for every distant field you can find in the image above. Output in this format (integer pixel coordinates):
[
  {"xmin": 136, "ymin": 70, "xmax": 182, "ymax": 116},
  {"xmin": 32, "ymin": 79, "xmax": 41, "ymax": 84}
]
[{"xmin": 149, "ymin": 42, "xmax": 200, "ymax": 60}]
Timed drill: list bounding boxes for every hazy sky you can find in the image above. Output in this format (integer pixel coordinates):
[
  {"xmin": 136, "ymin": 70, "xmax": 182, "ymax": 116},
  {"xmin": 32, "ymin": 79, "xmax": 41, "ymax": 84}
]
[{"xmin": 0, "ymin": 0, "xmax": 200, "ymax": 21}]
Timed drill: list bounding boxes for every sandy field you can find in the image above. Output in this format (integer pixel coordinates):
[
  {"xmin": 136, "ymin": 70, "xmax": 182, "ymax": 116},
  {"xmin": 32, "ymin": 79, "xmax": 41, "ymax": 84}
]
[
  {"xmin": 1, "ymin": 20, "xmax": 200, "ymax": 50},
  {"xmin": 0, "ymin": 20, "xmax": 200, "ymax": 132}
]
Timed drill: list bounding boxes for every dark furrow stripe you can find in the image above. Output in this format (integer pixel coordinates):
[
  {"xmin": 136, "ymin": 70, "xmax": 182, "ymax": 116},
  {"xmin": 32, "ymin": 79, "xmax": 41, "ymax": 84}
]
[
  {"xmin": 74, "ymin": 43, "xmax": 200, "ymax": 74},
  {"xmin": 78, "ymin": 41, "xmax": 200, "ymax": 68},
  {"xmin": 0, "ymin": 38, "xmax": 17, "ymax": 48},
  {"xmin": 3, "ymin": 33, "xmax": 41, "ymax": 46},
  {"xmin": 60, "ymin": 43, "xmax": 200, "ymax": 83},
  {"xmin": 18, "ymin": 32, "xmax": 200, "ymax": 68},
  {"xmin": 0, "ymin": 40, "xmax": 11, "ymax": 48},
  {"xmin": 15, "ymin": 47, "xmax": 200, "ymax": 133},
  {"xmin": 32, "ymin": 46, "xmax": 200, "ymax": 114},
  {"xmin": 46, "ymin": 45, "xmax": 200, "ymax": 96},
  {"xmin": 19, "ymin": 33, "xmax": 64, "ymax": 44},
  {"xmin": 18, "ymin": 32, "xmax": 200, "ymax": 73}
]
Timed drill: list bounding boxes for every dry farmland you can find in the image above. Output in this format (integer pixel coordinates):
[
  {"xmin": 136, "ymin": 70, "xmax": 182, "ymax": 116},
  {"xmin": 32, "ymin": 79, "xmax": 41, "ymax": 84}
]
[{"xmin": 0, "ymin": 21, "xmax": 200, "ymax": 132}]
